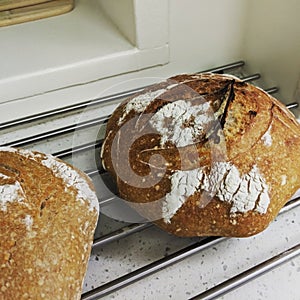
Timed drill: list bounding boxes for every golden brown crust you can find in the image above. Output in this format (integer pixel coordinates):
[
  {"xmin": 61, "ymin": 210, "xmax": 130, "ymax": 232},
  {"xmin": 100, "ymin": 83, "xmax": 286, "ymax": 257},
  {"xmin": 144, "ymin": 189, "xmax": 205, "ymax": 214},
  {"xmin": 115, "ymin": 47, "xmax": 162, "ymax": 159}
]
[
  {"xmin": 101, "ymin": 73, "xmax": 300, "ymax": 237},
  {"xmin": 0, "ymin": 147, "xmax": 99, "ymax": 299}
]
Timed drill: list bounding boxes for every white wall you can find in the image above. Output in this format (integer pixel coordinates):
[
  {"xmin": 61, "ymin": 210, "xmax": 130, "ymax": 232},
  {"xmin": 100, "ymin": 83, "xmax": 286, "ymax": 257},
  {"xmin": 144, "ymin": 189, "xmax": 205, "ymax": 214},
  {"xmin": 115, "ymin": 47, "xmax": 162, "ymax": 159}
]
[
  {"xmin": 166, "ymin": 0, "xmax": 248, "ymax": 73},
  {"xmin": 242, "ymin": 0, "xmax": 300, "ymax": 103},
  {"xmin": 98, "ymin": 0, "xmax": 136, "ymax": 46}
]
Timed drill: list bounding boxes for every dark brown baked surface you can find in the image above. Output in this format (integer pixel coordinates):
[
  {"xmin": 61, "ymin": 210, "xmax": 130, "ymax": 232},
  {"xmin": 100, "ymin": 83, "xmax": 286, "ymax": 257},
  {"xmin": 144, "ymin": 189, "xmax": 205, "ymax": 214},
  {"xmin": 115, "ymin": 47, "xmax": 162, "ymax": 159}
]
[
  {"xmin": 0, "ymin": 147, "xmax": 99, "ymax": 299},
  {"xmin": 101, "ymin": 73, "xmax": 300, "ymax": 237}
]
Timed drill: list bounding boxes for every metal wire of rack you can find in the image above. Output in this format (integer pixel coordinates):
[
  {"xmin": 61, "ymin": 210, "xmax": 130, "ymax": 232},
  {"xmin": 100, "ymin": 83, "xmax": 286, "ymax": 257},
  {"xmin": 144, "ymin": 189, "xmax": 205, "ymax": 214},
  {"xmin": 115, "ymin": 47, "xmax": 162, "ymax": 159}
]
[{"xmin": 1, "ymin": 61, "xmax": 300, "ymax": 300}]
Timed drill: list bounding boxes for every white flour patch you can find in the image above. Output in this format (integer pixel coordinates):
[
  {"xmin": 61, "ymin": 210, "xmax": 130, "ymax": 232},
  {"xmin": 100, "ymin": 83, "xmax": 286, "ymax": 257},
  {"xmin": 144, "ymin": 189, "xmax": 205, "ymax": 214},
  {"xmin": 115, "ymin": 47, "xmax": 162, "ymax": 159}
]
[
  {"xmin": 118, "ymin": 82, "xmax": 182, "ymax": 125},
  {"xmin": 41, "ymin": 155, "xmax": 99, "ymax": 213},
  {"xmin": 23, "ymin": 214, "xmax": 33, "ymax": 230},
  {"xmin": 0, "ymin": 181, "xmax": 25, "ymax": 211},
  {"xmin": 118, "ymin": 88, "xmax": 167, "ymax": 125},
  {"xmin": 150, "ymin": 100, "xmax": 212, "ymax": 147},
  {"xmin": 0, "ymin": 146, "xmax": 41, "ymax": 160},
  {"xmin": 163, "ymin": 162, "xmax": 270, "ymax": 223},
  {"xmin": 0, "ymin": 147, "xmax": 99, "ymax": 217},
  {"xmin": 0, "ymin": 172, "xmax": 9, "ymax": 180},
  {"xmin": 281, "ymin": 175, "xmax": 287, "ymax": 186},
  {"xmin": 0, "ymin": 147, "xmax": 25, "ymax": 211},
  {"xmin": 0, "ymin": 146, "xmax": 17, "ymax": 153},
  {"xmin": 261, "ymin": 125, "xmax": 272, "ymax": 147},
  {"xmin": 162, "ymin": 169, "xmax": 202, "ymax": 223}
]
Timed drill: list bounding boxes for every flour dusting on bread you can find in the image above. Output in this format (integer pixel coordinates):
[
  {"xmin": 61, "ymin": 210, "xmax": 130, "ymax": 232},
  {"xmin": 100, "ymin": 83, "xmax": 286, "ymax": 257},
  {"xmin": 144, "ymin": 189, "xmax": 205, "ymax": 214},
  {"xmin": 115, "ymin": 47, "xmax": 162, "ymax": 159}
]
[
  {"xmin": 261, "ymin": 124, "xmax": 272, "ymax": 146},
  {"xmin": 163, "ymin": 169, "xmax": 202, "ymax": 223},
  {"xmin": 118, "ymin": 88, "xmax": 167, "ymax": 125},
  {"xmin": 23, "ymin": 214, "xmax": 34, "ymax": 230},
  {"xmin": 163, "ymin": 162, "xmax": 270, "ymax": 223},
  {"xmin": 41, "ymin": 155, "xmax": 99, "ymax": 212},
  {"xmin": 0, "ymin": 172, "xmax": 9, "ymax": 179},
  {"xmin": 0, "ymin": 181, "xmax": 25, "ymax": 211},
  {"xmin": 0, "ymin": 147, "xmax": 99, "ymax": 213},
  {"xmin": 150, "ymin": 100, "xmax": 212, "ymax": 147}
]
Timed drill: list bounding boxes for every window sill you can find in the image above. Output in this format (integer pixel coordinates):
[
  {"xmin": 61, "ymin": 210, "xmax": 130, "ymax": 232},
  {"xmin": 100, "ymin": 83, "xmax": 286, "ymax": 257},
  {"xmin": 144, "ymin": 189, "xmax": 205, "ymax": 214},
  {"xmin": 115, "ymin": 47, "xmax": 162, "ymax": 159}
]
[{"xmin": 0, "ymin": 0, "xmax": 169, "ymax": 103}]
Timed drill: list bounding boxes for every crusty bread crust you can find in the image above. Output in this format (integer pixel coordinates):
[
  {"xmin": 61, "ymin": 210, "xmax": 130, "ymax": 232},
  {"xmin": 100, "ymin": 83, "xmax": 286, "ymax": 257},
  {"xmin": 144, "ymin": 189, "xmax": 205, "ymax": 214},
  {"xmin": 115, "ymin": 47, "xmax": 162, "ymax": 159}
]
[
  {"xmin": 101, "ymin": 73, "xmax": 300, "ymax": 237},
  {"xmin": 0, "ymin": 147, "xmax": 99, "ymax": 299}
]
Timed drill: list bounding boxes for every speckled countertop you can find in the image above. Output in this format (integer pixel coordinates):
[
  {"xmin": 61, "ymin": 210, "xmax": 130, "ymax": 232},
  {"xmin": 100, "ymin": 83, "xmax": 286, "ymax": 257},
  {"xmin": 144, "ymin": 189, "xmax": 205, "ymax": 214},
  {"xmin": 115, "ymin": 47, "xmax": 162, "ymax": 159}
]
[
  {"xmin": 87, "ymin": 205, "xmax": 300, "ymax": 300},
  {"xmin": 1, "ymin": 76, "xmax": 300, "ymax": 300}
]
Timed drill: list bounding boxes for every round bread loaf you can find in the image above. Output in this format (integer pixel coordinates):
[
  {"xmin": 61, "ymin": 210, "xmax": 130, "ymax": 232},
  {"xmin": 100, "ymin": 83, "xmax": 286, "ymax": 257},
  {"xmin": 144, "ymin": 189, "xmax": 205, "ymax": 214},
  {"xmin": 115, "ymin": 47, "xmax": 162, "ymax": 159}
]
[
  {"xmin": 0, "ymin": 147, "xmax": 99, "ymax": 299},
  {"xmin": 101, "ymin": 73, "xmax": 300, "ymax": 237}
]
